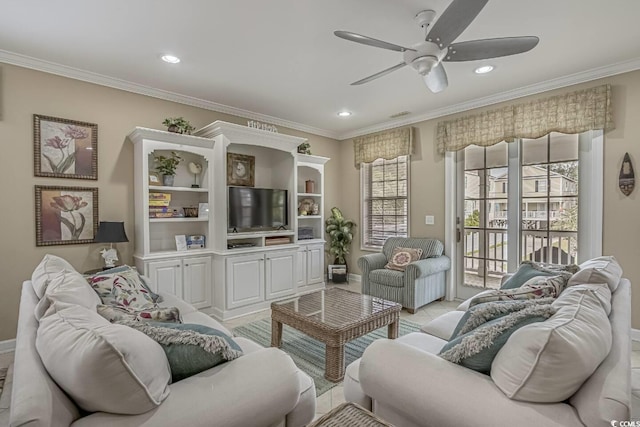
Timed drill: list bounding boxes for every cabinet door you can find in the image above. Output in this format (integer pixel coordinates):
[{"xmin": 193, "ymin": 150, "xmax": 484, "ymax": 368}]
[
  {"xmin": 296, "ymin": 247, "xmax": 307, "ymax": 288},
  {"xmin": 183, "ymin": 256, "xmax": 212, "ymax": 310},
  {"xmin": 306, "ymin": 244, "xmax": 324, "ymax": 285},
  {"xmin": 226, "ymin": 253, "xmax": 264, "ymax": 309},
  {"xmin": 147, "ymin": 259, "xmax": 183, "ymax": 298},
  {"xmin": 265, "ymin": 250, "xmax": 296, "ymax": 300}
]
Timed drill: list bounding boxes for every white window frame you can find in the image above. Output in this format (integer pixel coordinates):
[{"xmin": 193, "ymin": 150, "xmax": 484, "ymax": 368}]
[
  {"xmin": 444, "ymin": 130, "xmax": 603, "ymax": 300},
  {"xmin": 360, "ymin": 155, "xmax": 410, "ymax": 251}
]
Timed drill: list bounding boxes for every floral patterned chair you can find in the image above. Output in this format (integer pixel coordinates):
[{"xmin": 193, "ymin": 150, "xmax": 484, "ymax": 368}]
[{"xmin": 358, "ymin": 237, "xmax": 451, "ymax": 313}]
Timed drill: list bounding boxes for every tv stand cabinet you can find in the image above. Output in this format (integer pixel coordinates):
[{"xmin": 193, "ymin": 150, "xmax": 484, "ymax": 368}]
[{"xmin": 127, "ymin": 122, "xmax": 329, "ymax": 321}]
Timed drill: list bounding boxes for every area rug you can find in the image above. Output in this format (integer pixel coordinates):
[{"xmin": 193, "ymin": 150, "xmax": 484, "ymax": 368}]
[{"xmin": 233, "ymin": 318, "xmax": 421, "ymax": 396}]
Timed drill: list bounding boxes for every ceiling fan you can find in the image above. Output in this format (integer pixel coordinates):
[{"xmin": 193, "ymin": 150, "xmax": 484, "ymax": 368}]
[{"xmin": 334, "ymin": 0, "xmax": 539, "ymax": 93}]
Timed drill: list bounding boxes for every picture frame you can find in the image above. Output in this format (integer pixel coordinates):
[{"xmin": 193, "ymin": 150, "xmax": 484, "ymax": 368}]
[
  {"xmin": 149, "ymin": 172, "xmax": 161, "ymax": 186},
  {"xmin": 35, "ymin": 186, "xmax": 99, "ymax": 246},
  {"xmin": 227, "ymin": 153, "xmax": 255, "ymax": 187},
  {"xmin": 34, "ymin": 114, "xmax": 98, "ymax": 180}
]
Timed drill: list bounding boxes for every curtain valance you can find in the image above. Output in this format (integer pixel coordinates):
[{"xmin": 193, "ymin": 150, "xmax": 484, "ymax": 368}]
[
  {"xmin": 436, "ymin": 84, "xmax": 613, "ymax": 153},
  {"xmin": 354, "ymin": 126, "xmax": 413, "ymax": 167}
]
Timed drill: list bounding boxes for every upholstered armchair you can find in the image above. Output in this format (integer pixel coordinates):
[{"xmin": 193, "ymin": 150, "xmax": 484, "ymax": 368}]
[{"xmin": 358, "ymin": 237, "xmax": 451, "ymax": 313}]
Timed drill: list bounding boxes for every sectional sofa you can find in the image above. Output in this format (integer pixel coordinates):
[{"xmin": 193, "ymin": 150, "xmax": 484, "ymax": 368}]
[
  {"xmin": 344, "ymin": 256, "xmax": 631, "ymax": 427},
  {"xmin": 10, "ymin": 255, "xmax": 316, "ymax": 427}
]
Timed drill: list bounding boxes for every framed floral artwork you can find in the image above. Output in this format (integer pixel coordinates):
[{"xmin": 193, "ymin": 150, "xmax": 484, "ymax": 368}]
[
  {"xmin": 34, "ymin": 114, "xmax": 98, "ymax": 180},
  {"xmin": 227, "ymin": 152, "xmax": 255, "ymax": 187},
  {"xmin": 35, "ymin": 186, "xmax": 99, "ymax": 246}
]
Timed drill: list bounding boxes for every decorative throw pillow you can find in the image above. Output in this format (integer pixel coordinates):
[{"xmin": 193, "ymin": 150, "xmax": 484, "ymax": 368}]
[
  {"xmin": 97, "ymin": 304, "xmax": 182, "ymax": 323},
  {"xmin": 88, "ymin": 266, "xmax": 157, "ymax": 309},
  {"xmin": 567, "ymin": 255, "xmax": 623, "ymax": 292},
  {"xmin": 36, "ymin": 304, "xmax": 171, "ymax": 414},
  {"xmin": 31, "ymin": 254, "xmax": 78, "ymax": 298},
  {"xmin": 469, "ymin": 275, "xmax": 567, "ymax": 308},
  {"xmin": 491, "ymin": 284, "xmax": 612, "ymax": 402},
  {"xmin": 451, "ymin": 298, "xmax": 555, "ymax": 339},
  {"xmin": 439, "ymin": 303, "xmax": 556, "ymax": 373},
  {"xmin": 118, "ymin": 321, "xmax": 243, "ymax": 382},
  {"xmin": 34, "ymin": 270, "xmax": 102, "ymax": 321},
  {"xmin": 500, "ymin": 261, "xmax": 579, "ymax": 290},
  {"xmin": 385, "ymin": 247, "xmax": 423, "ymax": 271}
]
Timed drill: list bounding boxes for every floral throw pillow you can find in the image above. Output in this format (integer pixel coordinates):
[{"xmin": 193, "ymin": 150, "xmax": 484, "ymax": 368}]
[
  {"xmin": 97, "ymin": 304, "xmax": 182, "ymax": 324},
  {"xmin": 88, "ymin": 267, "xmax": 155, "ymax": 309},
  {"xmin": 385, "ymin": 247, "xmax": 423, "ymax": 272},
  {"xmin": 469, "ymin": 275, "xmax": 567, "ymax": 308}
]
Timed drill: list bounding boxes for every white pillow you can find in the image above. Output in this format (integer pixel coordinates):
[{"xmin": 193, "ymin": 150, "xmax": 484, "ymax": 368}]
[
  {"xmin": 456, "ymin": 290, "xmax": 496, "ymax": 311},
  {"xmin": 491, "ymin": 284, "xmax": 612, "ymax": 402},
  {"xmin": 36, "ymin": 304, "xmax": 171, "ymax": 414},
  {"xmin": 31, "ymin": 254, "xmax": 77, "ymax": 298},
  {"xmin": 568, "ymin": 255, "xmax": 623, "ymax": 292},
  {"xmin": 34, "ymin": 269, "xmax": 102, "ymax": 320}
]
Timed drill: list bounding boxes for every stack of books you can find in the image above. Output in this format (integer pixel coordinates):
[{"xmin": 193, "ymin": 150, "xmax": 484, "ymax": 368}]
[{"xmin": 149, "ymin": 193, "xmax": 173, "ymax": 218}]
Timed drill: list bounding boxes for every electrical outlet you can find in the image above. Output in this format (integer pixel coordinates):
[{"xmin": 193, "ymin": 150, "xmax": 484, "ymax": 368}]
[{"xmin": 425, "ymin": 215, "xmax": 435, "ymax": 225}]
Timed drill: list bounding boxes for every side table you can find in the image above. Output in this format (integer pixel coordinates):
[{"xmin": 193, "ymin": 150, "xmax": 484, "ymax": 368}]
[{"xmin": 310, "ymin": 402, "xmax": 395, "ymax": 427}]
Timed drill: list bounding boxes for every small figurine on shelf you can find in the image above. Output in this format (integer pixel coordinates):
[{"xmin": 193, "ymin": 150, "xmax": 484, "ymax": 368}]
[
  {"xmin": 188, "ymin": 162, "xmax": 203, "ymax": 188},
  {"xmin": 297, "ymin": 142, "xmax": 311, "ymax": 155}
]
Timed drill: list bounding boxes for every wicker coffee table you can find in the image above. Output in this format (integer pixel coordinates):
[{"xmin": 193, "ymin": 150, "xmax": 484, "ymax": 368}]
[
  {"xmin": 310, "ymin": 402, "xmax": 395, "ymax": 427},
  {"xmin": 271, "ymin": 287, "xmax": 401, "ymax": 382}
]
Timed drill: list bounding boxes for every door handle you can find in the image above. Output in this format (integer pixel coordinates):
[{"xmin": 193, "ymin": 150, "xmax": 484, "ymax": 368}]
[{"xmin": 456, "ymin": 229, "xmax": 461, "ymax": 243}]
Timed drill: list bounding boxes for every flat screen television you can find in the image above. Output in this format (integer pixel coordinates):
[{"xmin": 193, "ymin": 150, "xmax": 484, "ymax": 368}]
[{"xmin": 228, "ymin": 186, "xmax": 288, "ymax": 230}]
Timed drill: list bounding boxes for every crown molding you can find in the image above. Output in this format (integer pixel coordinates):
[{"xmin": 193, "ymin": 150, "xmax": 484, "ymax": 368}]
[
  {"xmin": 0, "ymin": 49, "xmax": 341, "ymax": 140},
  {"xmin": 337, "ymin": 56, "xmax": 640, "ymax": 140}
]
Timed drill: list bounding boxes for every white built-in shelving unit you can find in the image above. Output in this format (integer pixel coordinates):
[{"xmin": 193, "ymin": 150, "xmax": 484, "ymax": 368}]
[{"xmin": 128, "ymin": 122, "xmax": 329, "ymax": 321}]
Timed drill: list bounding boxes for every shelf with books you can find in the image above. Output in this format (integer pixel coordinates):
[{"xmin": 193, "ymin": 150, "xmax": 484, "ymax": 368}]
[
  {"xmin": 148, "ymin": 185, "xmax": 208, "ymax": 193},
  {"xmin": 149, "ymin": 217, "xmax": 209, "ymax": 223}
]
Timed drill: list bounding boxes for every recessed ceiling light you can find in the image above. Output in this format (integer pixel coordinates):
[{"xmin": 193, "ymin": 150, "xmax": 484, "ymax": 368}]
[
  {"xmin": 337, "ymin": 111, "xmax": 352, "ymax": 117},
  {"xmin": 161, "ymin": 55, "xmax": 181, "ymax": 64},
  {"xmin": 474, "ymin": 65, "xmax": 494, "ymax": 74}
]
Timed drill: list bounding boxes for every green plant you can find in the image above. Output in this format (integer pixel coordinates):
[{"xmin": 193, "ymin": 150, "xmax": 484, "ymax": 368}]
[
  {"xmin": 325, "ymin": 207, "xmax": 356, "ymax": 265},
  {"xmin": 154, "ymin": 151, "xmax": 183, "ymax": 176},
  {"xmin": 162, "ymin": 117, "xmax": 195, "ymax": 135},
  {"xmin": 297, "ymin": 142, "xmax": 311, "ymax": 155}
]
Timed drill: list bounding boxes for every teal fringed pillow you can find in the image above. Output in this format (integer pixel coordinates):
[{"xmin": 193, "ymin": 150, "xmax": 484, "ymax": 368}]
[
  {"xmin": 119, "ymin": 321, "xmax": 243, "ymax": 382},
  {"xmin": 439, "ymin": 302, "xmax": 556, "ymax": 374},
  {"xmin": 501, "ymin": 261, "xmax": 578, "ymax": 290}
]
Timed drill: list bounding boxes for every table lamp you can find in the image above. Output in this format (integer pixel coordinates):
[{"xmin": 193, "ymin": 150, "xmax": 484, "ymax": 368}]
[{"xmin": 94, "ymin": 221, "xmax": 129, "ymax": 269}]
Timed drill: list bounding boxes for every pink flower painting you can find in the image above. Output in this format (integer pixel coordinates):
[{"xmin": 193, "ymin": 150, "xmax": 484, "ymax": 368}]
[
  {"xmin": 36, "ymin": 186, "xmax": 97, "ymax": 246},
  {"xmin": 35, "ymin": 115, "xmax": 97, "ymax": 180}
]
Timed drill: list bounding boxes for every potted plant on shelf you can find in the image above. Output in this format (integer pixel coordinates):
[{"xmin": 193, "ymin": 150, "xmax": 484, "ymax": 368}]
[
  {"xmin": 162, "ymin": 117, "xmax": 196, "ymax": 135},
  {"xmin": 154, "ymin": 151, "xmax": 183, "ymax": 186},
  {"xmin": 325, "ymin": 207, "xmax": 356, "ymax": 283}
]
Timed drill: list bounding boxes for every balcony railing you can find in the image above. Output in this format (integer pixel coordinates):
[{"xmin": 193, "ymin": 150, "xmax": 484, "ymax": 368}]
[
  {"xmin": 463, "ymin": 229, "xmax": 577, "ymax": 289},
  {"xmin": 490, "ymin": 211, "xmax": 560, "ymax": 220}
]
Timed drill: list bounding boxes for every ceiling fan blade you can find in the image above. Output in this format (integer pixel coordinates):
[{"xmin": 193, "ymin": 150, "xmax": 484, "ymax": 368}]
[
  {"xmin": 427, "ymin": 0, "xmax": 489, "ymax": 47},
  {"xmin": 444, "ymin": 36, "xmax": 539, "ymax": 62},
  {"xmin": 334, "ymin": 31, "xmax": 414, "ymax": 53},
  {"xmin": 424, "ymin": 63, "xmax": 448, "ymax": 93},
  {"xmin": 351, "ymin": 62, "xmax": 407, "ymax": 85}
]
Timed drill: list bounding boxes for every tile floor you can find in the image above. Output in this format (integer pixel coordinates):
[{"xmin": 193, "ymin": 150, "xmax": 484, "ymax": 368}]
[{"xmin": 0, "ymin": 282, "xmax": 637, "ymax": 424}]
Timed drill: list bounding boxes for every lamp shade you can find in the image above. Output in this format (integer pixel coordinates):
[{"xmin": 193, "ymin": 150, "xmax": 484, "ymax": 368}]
[{"xmin": 94, "ymin": 222, "xmax": 129, "ymax": 243}]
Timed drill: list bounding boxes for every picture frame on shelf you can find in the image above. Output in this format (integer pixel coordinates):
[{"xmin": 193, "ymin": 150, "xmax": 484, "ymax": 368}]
[
  {"xmin": 34, "ymin": 114, "xmax": 98, "ymax": 180},
  {"xmin": 227, "ymin": 152, "xmax": 255, "ymax": 187},
  {"xmin": 175, "ymin": 235, "xmax": 187, "ymax": 251},
  {"xmin": 149, "ymin": 172, "xmax": 161, "ymax": 186},
  {"xmin": 35, "ymin": 185, "xmax": 99, "ymax": 246}
]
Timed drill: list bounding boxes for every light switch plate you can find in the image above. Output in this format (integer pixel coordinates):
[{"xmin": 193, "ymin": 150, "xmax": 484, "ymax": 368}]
[{"xmin": 425, "ymin": 215, "xmax": 435, "ymax": 225}]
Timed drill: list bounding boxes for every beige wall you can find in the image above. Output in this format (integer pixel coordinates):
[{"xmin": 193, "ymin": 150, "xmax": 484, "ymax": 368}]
[
  {"xmin": 340, "ymin": 70, "xmax": 640, "ymax": 327},
  {"xmin": 0, "ymin": 63, "xmax": 341, "ymax": 341}
]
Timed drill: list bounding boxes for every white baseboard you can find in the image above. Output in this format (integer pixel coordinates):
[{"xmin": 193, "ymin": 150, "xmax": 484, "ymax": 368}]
[
  {"xmin": 349, "ymin": 273, "xmax": 361, "ymax": 283},
  {"xmin": 632, "ymin": 328, "xmax": 640, "ymax": 342},
  {"xmin": 0, "ymin": 339, "xmax": 16, "ymax": 354}
]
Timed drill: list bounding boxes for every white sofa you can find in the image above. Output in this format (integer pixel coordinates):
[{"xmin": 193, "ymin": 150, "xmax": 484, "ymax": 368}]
[
  {"xmin": 10, "ymin": 257, "xmax": 316, "ymax": 427},
  {"xmin": 344, "ymin": 259, "xmax": 631, "ymax": 427}
]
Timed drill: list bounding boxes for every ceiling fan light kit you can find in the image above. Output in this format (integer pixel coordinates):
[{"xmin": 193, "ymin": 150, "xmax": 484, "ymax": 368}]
[{"xmin": 335, "ymin": 0, "xmax": 539, "ymax": 93}]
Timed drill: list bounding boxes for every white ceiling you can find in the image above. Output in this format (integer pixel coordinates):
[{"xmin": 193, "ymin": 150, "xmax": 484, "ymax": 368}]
[{"xmin": 2, "ymin": 0, "xmax": 640, "ymax": 139}]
